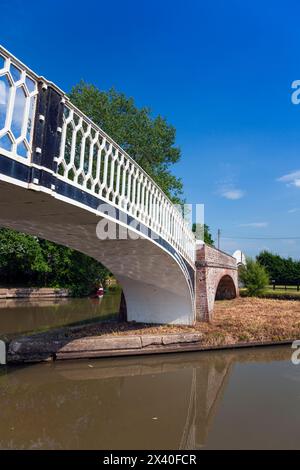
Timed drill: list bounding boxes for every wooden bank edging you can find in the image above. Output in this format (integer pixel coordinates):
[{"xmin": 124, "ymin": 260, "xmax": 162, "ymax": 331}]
[{"xmin": 4, "ymin": 332, "xmax": 295, "ymax": 364}]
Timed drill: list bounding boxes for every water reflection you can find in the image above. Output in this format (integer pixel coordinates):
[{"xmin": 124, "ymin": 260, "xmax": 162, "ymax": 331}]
[
  {"xmin": 0, "ymin": 346, "xmax": 297, "ymax": 449},
  {"xmin": 0, "ymin": 292, "xmax": 121, "ymax": 338}
]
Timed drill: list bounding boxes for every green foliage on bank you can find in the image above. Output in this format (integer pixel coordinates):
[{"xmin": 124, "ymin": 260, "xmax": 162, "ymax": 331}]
[
  {"xmin": 256, "ymin": 250, "xmax": 300, "ymax": 286},
  {"xmin": 0, "ymin": 228, "xmax": 109, "ymax": 296},
  {"xmin": 239, "ymin": 258, "xmax": 269, "ymax": 296}
]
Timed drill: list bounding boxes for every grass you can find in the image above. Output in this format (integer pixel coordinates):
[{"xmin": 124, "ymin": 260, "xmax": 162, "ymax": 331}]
[
  {"xmin": 240, "ymin": 286, "xmax": 300, "ymax": 300},
  {"xmin": 266, "ymin": 289, "xmax": 300, "ymax": 294},
  {"xmin": 268, "ymin": 284, "xmax": 300, "ymax": 290}
]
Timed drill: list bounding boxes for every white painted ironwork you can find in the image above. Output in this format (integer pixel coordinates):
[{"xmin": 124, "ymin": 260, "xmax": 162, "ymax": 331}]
[
  {"xmin": 0, "ymin": 47, "xmax": 38, "ymax": 161},
  {"xmin": 0, "ymin": 46, "xmax": 196, "ymax": 265},
  {"xmin": 56, "ymin": 100, "xmax": 196, "ymax": 264}
]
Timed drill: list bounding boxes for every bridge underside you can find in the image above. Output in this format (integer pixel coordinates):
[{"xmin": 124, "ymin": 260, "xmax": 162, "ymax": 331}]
[{"xmin": 0, "ymin": 179, "xmax": 195, "ymax": 325}]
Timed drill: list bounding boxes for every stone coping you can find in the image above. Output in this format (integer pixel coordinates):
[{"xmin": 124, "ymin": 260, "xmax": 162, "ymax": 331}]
[{"xmin": 5, "ymin": 332, "xmax": 293, "ymax": 364}]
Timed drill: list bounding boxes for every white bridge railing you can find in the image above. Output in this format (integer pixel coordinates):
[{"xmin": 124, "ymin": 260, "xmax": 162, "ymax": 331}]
[
  {"xmin": 56, "ymin": 101, "xmax": 196, "ymax": 263},
  {"xmin": 0, "ymin": 46, "xmax": 196, "ymax": 265},
  {"xmin": 0, "ymin": 48, "xmax": 38, "ymax": 161}
]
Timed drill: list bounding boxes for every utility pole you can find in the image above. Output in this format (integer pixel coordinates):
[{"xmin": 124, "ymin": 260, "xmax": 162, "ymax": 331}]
[{"xmin": 217, "ymin": 229, "xmax": 221, "ymax": 250}]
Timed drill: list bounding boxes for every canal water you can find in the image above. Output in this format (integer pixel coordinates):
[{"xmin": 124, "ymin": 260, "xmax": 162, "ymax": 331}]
[
  {"xmin": 0, "ymin": 344, "xmax": 299, "ymax": 449},
  {"xmin": 0, "ymin": 298, "xmax": 298, "ymax": 449},
  {"xmin": 0, "ymin": 292, "xmax": 121, "ymax": 339}
]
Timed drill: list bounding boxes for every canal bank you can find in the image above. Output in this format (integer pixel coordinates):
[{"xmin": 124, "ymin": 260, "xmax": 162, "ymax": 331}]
[
  {"xmin": 0, "ymin": 287, "xmax": 71, "ymax": 299},
  {"xmin": 6, "ymin": 330, "xmax": 295, "ymax": 363},
  {"xmin": 3, "ymin": 296, "xmax": 300, "ymax": 363}
]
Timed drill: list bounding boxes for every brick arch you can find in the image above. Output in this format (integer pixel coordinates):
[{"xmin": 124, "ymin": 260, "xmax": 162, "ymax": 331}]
[
  {"xmin": 195, "ymin": 244, "xmax": 239, "ymax": 322},
  {"xmin": 215, "ymin": 274, "xmax": 236, "ymax": 300}
]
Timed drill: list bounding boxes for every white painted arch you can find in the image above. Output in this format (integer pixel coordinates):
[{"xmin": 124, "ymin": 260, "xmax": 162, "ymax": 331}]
[
  {"xmin": 0, "ymin": 176, "xmax": 195, "ymax": 325},
  {"xmin": 0, "ymin": 45, "xmax": 196, "ymax": 325}
]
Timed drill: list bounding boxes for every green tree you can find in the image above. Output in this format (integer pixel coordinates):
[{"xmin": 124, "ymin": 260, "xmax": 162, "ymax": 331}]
[
  {"xmin": 240, "ymin": 258, "xmax": 269, "ymax": 296},
  {"xmin": 0, "ymin": 228, "xmax": 49, "ymax": 285},
  {"xmin": 256, "ymin": 250, "xmax": 285, "ymax": 283},
  {"xmin": 69, "ymin": 83, "xmax": 183, "ymax": 203},
  {"xmin": 37, "ymin": 240, "xmax": 109, "ymax": 295},
  {"xmin": 257, "ymin": 250, "xmax": 300, "ymax": 285},
  {"xmin": 66, "ymin": 251, "xmax": 109, "ymax": 296},
  {"xmin": 0, "ymin": 228, "xmax": 109, "ymax": 295},
  {"xmin": 192, "ymin": 223, "xmax": 214, "ymax": 246}
]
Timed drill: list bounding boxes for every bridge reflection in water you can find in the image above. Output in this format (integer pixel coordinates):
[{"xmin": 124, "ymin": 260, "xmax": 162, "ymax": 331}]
[{"xmin": 0, "ymin": 346, "xmax": 293, "ymax": 449}]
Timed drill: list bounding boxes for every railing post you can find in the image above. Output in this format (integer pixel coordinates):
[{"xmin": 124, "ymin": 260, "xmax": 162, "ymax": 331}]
[{"xmin": 31, "ymin": 83, "xmax": 64, "ymax": 185}]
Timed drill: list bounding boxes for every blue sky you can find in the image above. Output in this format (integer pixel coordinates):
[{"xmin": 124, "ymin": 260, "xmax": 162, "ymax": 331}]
[{"xmin": 2, "ymin": 0, "xmax": 300, "ymax": 258}]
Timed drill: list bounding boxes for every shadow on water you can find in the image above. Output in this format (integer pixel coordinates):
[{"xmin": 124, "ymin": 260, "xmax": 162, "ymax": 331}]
[{"xmin": 0, "ymin": 345, "xmax": 297, "ymax": 450}]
